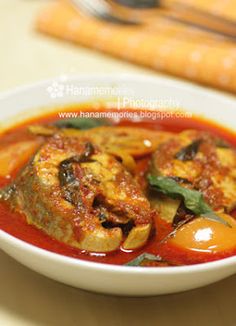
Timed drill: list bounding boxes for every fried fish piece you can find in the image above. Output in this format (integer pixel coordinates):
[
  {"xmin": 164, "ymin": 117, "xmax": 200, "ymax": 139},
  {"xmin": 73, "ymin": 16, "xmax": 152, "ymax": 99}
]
[
  {"xmin": 151, "ymin": 130, "xmax": 236, "ymax": 212},
  {"xmin": 7, "ymin": 134, "xmax": 153, "ymax": 252}
]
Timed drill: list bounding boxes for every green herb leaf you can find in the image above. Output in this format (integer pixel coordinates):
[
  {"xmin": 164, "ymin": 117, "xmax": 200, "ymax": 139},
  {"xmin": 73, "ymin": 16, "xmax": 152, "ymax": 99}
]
[
  {"xmin": 215, "ymin": 138, "xmax": 230, "ymax": 148},
  {"xmin": 54, "ymin": 117, "xmax": 111, "ymax": 130},
  {"xmin": 0, "ymin": 185, "xmax": 15, "ymax": 202},
  {"xmin": 125, "ymin": 253, "xmax": 162, "ymax": 266},
  {"xmin": 148, "ymin": 175, "xmax": 230, "ymax": 227}
]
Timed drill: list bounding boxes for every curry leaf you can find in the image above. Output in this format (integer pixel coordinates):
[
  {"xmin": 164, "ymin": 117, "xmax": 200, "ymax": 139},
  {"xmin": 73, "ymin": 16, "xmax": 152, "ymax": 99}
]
[
  {"xmin": 148, "ymin": 175, "xmax": 230, "ymax": 227},
  {"xmin": 54, "ymin": 117, "xmax": 111, "ymax": 130},
  {"xmin": 175, "ymin": 139, "xmax": 202, "ymax": 161},
  {"xmin": 125, "ymin": 253, "xmax": 163, "ymax": 266},
  {"xmin": 215, "ymin": 138, "xmax": 230, "ymax": 148},
  {"xmin": 0, "ymin": 185, "xmax": 16, "ymax": 202}
]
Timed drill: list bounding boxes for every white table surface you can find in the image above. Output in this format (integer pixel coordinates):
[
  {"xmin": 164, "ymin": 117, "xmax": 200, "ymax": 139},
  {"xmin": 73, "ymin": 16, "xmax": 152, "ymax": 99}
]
[{"xmin": 0, "ymin": 1, "xmax": 235, "ymax": 325}]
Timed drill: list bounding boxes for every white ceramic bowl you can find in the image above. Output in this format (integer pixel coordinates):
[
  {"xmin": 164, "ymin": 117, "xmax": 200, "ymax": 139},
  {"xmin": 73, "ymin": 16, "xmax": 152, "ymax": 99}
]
[{"xmin": 0, "ymin": 75, "xmax": 235, "ymax": 296}]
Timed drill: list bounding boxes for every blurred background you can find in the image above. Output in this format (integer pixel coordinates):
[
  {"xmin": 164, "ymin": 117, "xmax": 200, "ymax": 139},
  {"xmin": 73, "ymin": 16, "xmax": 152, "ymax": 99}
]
[
  {"xmin": 1, "ymin": 0, "xmax": 236, "ymax": 93},
  {"xmin": 0, "ymin": 0, "xmax": 155, "ymax": 92}
]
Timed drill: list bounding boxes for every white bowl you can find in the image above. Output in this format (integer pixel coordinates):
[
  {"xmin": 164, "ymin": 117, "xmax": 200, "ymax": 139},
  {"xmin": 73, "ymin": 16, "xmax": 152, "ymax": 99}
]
[{"xmin": 0, "ymin": 74, "xmax": 235, "ymax": 296}]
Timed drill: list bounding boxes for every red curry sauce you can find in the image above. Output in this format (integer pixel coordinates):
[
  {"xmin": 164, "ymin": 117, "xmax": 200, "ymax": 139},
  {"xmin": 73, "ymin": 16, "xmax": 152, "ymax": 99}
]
[{"xmin": 0, "ymin": 109, "xmax": 236, "ymax": 266}]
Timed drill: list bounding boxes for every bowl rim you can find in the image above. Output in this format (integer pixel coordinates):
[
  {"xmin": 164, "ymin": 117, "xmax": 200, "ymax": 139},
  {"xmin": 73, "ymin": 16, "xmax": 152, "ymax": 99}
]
[
  {"xmin": 1, "ymin": 229, "xmax": 236, "ymax": 274},
  {"xmin": 0, "ymin": 73, "xmax": 235, "ymax": 103},
  {"xmin": 0, "ymin": 73, "xmax": 235, "ymax": 275}
]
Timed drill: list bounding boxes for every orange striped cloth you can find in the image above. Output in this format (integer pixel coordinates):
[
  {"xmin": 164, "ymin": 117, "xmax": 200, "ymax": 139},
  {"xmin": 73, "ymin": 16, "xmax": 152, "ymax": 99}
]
[{"xmin": 36, "ymin": 0, "xmax": 236, "ymax": 93}]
